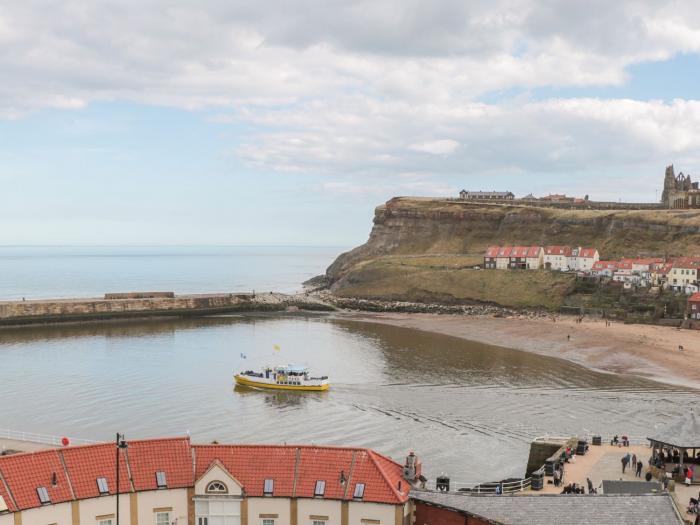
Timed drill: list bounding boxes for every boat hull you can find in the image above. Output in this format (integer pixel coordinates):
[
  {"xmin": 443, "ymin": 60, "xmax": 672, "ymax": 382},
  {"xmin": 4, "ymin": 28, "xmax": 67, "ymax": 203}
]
[{"xmin": 234, "ymin": 374, "xmax": 330, "ymax": 391}]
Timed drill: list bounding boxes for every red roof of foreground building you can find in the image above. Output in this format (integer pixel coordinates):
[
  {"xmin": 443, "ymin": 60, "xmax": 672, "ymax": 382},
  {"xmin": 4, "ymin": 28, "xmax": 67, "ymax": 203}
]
[
  {"xmin": 0, "ymin": 449, "xmax": 74, "ymax": 511},
  {"xmin": 544, "ymin": 246, "xmax": 572, "ymax": 256},
  {"xmin": 689, "ymin": 293, "xmax": 700, "ymax": 303},
  {"xmin": 0, "ymin": 439, "xmax": 410, "ymax": 511},
  {"xmin": 192, "ymin": 444, "xmax": 409, "ymax": 504},
  {"xmin": 126, "ymin": 437, "xmax": 194, "ymax": 491},
  {"xmin": 61, "ymin": 443, "xmax": 132, "ymax": 498}
]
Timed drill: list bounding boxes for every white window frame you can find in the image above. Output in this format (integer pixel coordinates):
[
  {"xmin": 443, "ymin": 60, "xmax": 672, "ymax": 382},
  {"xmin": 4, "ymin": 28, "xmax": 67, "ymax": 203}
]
[
  {"xmin": 98, "ymin": 519, "xmax": 114, "ymax": 525},
  {"xmin": 261, "ymin": 520, "xmax": 275, "ymax": 525},
  {"xmin": 312, "ymin": 521, "xmax": 326, "ymax": 525},
  {"xmin": 155, "ymin": 511, "xmax": 171, "ymax": 525}
]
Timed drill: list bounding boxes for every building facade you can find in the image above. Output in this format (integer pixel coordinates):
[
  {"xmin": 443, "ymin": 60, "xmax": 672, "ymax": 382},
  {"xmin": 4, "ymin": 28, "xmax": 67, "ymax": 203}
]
[
  {"xmin": 0, "ymin": 438, "xmax": 416, "ymax": 525},
  {"xmin": 458, "ymin": 191, "xmax": 514, "ymax": 201},
  {"xmin": 662, "ymin": 164, "xmax": 700, "ymax": 209},
  {"xmin": 543, "ymin": 246, "xmax": 572, "ymax": 271}
]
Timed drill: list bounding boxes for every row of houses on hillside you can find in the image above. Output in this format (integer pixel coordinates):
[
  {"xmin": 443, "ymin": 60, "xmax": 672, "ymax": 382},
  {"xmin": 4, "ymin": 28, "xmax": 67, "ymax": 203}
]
[
  {"xmin": 484, "ymin": 246, "xmax": 600, "ymax": 272},
  {"xmin": 591, "ymin": 257, "xmax": 700, "ymax": 293}
]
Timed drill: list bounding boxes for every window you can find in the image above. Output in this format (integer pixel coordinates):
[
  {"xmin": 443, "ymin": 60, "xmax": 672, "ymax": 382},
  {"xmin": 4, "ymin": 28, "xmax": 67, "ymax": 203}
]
[
  {"xmin": 263, "ymin": 479, "xmax": 274, "ymax": 495},
  {"xmin": 312, "ymin": 521, "xmax": 326, "ymax": 525},
  {"xmin": 156, "ymin": 471, "xmax": 167, "ymax": 488},
  {"xmin": 155, "ymin": 512, "xmax": 170, "ymax": 525},
  {"xmin": 37, "ymin": 486, "xmax": 50, "ymax": 504},
  {"xmin": 353, "ymin": 483, "xmax": 365, "ymax": 499},
  {"xmin": 96, "ymin": 477, "xmax": 109, "ymax": 495},
  {"xmin": 262, "ymin": 520, "xmax": 274, "ymax": 525},
  {"xmin": 98, "ymin": 519, "xmax": 113, "ymax": 525},
  {"xmin": 206, "ymin": 481, "xmax": 228, "ymax": 494},
  {"xmin": 314, "ymin": 480, "xmax": 325, "ymax": 497},
  {"xmin": 195, "ymin": 498, "xmax": 240, "ymax": 525}
]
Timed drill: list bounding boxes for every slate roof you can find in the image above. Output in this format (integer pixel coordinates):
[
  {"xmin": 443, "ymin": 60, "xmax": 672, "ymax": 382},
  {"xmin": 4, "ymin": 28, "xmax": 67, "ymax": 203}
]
[
  {"xmin": 411, "ymin": 491, "xmax": 684, "ymax": 525},
  {"xmin": 601, "ymin": 480, "xmax": 662, "ymax": 495},
  {"xmin": 647, "ymin": 411, "xmax": 700, "ymax": 448}
]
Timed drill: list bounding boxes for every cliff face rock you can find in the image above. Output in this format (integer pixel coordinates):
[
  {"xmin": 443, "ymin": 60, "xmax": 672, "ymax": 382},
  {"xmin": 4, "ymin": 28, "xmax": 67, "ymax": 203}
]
[
  {"xmin": 328, "ymin": 197, "xmax": 700, "ymax": 282},
  {"xmin": 324, "ymin": 198, "xmax": 700, "ymax": 308}
]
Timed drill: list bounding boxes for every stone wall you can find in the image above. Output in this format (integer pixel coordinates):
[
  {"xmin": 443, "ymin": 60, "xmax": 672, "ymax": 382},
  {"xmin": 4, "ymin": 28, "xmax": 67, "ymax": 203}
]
[{"xmin": 0, "ymin": 293, "xmax": 332, "ymax": 326}]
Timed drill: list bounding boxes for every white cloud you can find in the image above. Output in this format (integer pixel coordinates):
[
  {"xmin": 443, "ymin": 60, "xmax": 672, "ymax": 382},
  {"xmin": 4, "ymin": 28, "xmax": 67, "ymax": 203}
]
[
  {"xmin": 2, "ymin": 0, "xmax": 700, "ymax": 188},
  {"xmin": 410, "ymin": 139, "xmax": 460, "ymax": 155}
]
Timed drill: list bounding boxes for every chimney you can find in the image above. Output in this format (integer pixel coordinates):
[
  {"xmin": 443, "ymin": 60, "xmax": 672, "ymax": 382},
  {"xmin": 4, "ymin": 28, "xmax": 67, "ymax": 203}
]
[{"xmin": 402, "ymin": 451, "xmax": 421, "ymax": 482}]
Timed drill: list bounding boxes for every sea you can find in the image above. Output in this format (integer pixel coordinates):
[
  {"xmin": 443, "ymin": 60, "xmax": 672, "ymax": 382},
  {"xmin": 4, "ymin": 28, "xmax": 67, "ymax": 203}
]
[{"xmin": 0, "ymin": 246, "xmax": 698, "ymax": 484}]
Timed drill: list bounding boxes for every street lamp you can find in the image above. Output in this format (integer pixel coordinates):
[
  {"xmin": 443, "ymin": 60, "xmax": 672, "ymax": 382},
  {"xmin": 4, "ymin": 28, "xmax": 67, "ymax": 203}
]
[{"xmin": 115, "ymin": 434, "xmax": 128, "ymax": 525}]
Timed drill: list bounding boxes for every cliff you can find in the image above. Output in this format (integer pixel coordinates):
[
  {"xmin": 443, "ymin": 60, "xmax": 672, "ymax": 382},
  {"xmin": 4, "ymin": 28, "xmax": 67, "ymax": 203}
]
[{"xmin": 325, "ymin": 198, "xmax": 700, "ymax": 309}]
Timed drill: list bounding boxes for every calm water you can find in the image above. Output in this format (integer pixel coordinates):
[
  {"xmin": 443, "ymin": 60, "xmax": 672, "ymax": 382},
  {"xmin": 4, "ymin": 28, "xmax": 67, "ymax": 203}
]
[
  {"xmin": 0, "ymin": 246, "xmax": 344, "ymax": 299},
  {"xmin": 0, "ymin": 314, "xmax": 697, "ymax": 484}
]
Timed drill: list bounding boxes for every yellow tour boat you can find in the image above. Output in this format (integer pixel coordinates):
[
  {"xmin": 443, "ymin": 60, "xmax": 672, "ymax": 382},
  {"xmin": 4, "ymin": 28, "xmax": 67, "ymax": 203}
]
[{"xmin": 235, "ymin": 365, "xmax": 330, "ymax": 391}]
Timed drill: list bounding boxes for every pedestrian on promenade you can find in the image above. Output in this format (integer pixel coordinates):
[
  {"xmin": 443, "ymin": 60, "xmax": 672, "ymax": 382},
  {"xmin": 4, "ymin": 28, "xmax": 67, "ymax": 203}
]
[
  {"xmin": 632, "ymin": 454, "xmax": 637, "ymax": 467},
  {"xmin": 636, "ymin": 460, "xmax": 643, "ymax": 477},
  {"xmin": 687, "ymin": 465, "xmax": 695, "ymax": 486},
  {"xmin": 622, "ymin": 454, "xmax": 629, "ymax": 473}
]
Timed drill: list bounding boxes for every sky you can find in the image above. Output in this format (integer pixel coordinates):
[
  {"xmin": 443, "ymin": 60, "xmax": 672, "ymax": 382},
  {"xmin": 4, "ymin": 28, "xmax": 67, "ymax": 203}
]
[{"xmin": 1, "ymin": 0, "xmax": 700, "ymax": 246}]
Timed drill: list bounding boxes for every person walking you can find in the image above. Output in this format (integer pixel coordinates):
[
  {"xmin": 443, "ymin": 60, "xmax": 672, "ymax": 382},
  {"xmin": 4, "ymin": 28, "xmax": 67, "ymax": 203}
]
[
  {"xmin": 622, "ymin": 454, "xmax": 629, "ymax": 473},
  {"xmin": 632, "ymin": 454, "xmax": 637, "ymax": 468},
  {"xmin": 687, "ymin": 465, "xmax": 695, "ymax": 486},
  {"xmin": 636, "ymin": 460, "xmax": 643, "ymax": 477}
]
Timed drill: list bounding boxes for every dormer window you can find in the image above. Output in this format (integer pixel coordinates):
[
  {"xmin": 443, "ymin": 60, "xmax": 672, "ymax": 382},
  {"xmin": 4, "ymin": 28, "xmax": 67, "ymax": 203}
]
[
  {"xmin": 314, "ymin": 480, "xmax": 325, "ymax": 497},
  {"xmin": 263, "ymin": 479, "xmax": 274, "ymax": 495},
  {"xmin": 155, "ymin": 471, "xmax": 167, "ymax": 489},
  {"xmin": 205, "ymin": 481, "xmax": 227, "ymax": 494},
  {"xmin": 96, "ymin": 477, "xmax": 109, "ymax": 495},
  {"xmin": 37, "ymin": 487, "xmax": 50, "ymax": 504},
  {"xmin": 352, "ymin": 483, "xmax": 365, "ymax": 499}
]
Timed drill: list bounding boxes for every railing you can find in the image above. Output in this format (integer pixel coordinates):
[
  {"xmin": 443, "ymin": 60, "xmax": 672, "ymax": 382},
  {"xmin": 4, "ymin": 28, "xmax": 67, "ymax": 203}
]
[
  {"xmin": 424, "ymin": 477, "xmax": 532, "ymax": 494},
  {"xmin": 0, "ymin": 428, "xmax": 100, "ymax": 447},
  {"xmin": 424, "ymin": 434, "xmax": 652, "ymax": 495}
]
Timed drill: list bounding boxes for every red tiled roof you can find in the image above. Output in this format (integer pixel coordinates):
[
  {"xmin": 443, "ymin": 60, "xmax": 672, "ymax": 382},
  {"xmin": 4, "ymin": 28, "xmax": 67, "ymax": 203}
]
[
  {"xmin": 510, "ymin": 246, "xmax": 529, "ymax": 258},
  {"xmin": 526, "ymin": 246, "xmax": 542, "ymax": 258},
  {"xmin": 672, "ymin": 257, "xmax": 700, "ymax": 269},
  {"xmin": 578, "ymin": 248, "xmax": 598, "ymax": 258},
  {"xmin": 592, "ymin": 261, "xmax": 618, "ymax": 271},
  {"xmin": 496, "ymin": 246, "xmax": 513, "ymax": 258},
  {"xmin": 126, "ymin": 437, "xmax": 193, "ymax": 491},
  {"xmin": 0, "ymin": 450, "xmax": 73, "ymax": 511},
  {"xmin": 689, "ymin": 293, "xmax": 700, "ymax": 303},
  {"xmin": 0, "ymin": 439, "xmax": 408, "ymax": 511},
  {"xmin": 193, "ymin": 444, "xmax": 408, "ymax": 504},
  {"xmin": 61, "ymin": 443, "xmax": 132, "ymax": 498},
  {"xmin": 544, "ymin": 246, "xmax": 571, "ymax": 256},
  {"xmin": 485, "ymin": 246, "xmax": 499, "ymax": 258}
]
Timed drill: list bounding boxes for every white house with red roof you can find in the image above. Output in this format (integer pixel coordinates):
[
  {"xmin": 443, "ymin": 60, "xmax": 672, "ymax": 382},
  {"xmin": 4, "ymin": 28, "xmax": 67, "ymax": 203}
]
[
  {"xmin": 688, "ymin": 292, "xmax": 700, "ymax": 319},
  {"xmin": 591, "ymin": 261, "xmax": 618, "ymax": 278},
  {"xmin": 543, "ymin": 246, "xmax": 572, "ymax": 271},
  {"xmin": 0, "ymin": 438, "xmax": 417, "ymax": 525},
  {"xmin": 569, "ymin": 248, "xmax": 599, "ymax": 272},
  {"xmin": 524, "ymin": 246, "xmax": 544, "ymax": 269},
  {"xmin": 668, "ymin": 257, "xmax": 700, "ymax": 291}
]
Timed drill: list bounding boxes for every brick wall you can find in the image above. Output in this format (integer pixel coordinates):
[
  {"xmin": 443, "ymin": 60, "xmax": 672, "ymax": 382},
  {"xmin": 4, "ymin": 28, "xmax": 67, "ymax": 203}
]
[{"xmin": 413, "ymin": 502, "xmax": 492, "ymax": 525}]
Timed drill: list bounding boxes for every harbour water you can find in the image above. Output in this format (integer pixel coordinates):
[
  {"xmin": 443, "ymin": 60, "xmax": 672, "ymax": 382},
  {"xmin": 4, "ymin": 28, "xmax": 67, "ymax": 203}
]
[{"xmin": 1, "ymin": 312, "xmax": 698, "ymax": 483}]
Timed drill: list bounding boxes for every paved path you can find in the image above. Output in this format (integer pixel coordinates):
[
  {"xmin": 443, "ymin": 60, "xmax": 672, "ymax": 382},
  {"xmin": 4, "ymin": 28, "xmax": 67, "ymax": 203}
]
[{"xmin": 0, "ymin": 438, "xmax": 58, "ymax": 454}]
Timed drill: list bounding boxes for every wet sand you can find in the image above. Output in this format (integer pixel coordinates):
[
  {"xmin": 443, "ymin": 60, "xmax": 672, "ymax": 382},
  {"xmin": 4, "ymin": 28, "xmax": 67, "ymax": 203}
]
[{"xmin": 336, "ymin": 312, "xmax": 700, "ymax": 389}]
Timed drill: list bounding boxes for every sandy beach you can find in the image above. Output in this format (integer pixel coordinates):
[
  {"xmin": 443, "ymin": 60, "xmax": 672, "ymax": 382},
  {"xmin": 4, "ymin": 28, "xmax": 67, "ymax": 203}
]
[{"xmin": 335, "ymin": 311, "xmax": 700, "ymax": 389}]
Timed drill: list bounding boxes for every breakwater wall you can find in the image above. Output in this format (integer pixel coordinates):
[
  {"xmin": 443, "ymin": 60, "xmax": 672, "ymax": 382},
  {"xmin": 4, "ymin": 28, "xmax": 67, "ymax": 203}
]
[{"xmin": 0, "ymin": 293, "xmax": 333, "ymax": 327}]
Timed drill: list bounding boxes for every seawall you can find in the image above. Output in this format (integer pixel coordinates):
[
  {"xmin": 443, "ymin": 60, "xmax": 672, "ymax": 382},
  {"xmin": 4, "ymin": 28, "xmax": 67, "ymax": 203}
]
[{"xmin": 0, "ymin": 292, "xmax": 333, "ymax": 327}]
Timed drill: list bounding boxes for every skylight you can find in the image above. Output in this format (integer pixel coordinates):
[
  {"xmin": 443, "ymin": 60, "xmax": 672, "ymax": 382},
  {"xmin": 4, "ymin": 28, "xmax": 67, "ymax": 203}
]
[
  {"xmin": 263, "ymin": 479, "xmax": 274, "ymax": 495},
  {"xmin": 96, "ymin": 477, "xmax": 109, "ymax": 495},
  {"xmin": 314, "ymin": 480, "xmax": 326, "ymax": 496},
  {"xmin": 37, "ymin": 487, "xmax": 50, "ymax": 504},
  {"xmin": 155, "ymin": 471, "xmax": 167, "ymax": 488},
  {"xmin": 353, "ymin": 483, "xmax": 365, "ymax": 499}
]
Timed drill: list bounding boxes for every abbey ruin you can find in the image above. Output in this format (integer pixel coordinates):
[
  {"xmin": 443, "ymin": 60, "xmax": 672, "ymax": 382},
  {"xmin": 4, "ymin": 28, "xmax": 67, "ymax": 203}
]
[{"xmin": 662, "ymin": 164, "xmax": 700, "ymax": 209}]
